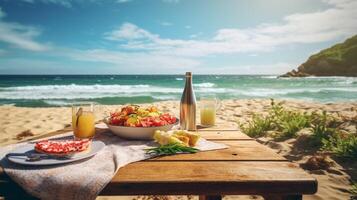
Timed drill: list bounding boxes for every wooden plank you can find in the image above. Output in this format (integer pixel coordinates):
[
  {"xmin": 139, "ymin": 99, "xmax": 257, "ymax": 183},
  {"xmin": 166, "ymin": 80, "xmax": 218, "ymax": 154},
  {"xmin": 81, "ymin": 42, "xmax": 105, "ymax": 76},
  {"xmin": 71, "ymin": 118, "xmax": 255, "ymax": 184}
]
[
  {"xmin": 101, "ymin": 161, "xmax": 317, "ymax": 195},
  {"xmin": 199, "ymin": 195, "xmax": 222, "ymax": 200},
  {"xmin": 198, "ymin": 130, "xmax": 252, "ymax": 140},
  {"xmin": 149, "ymin": 140, "xmax": 285, "ymax": 161},
  {"xmin": 263, "ymin": 195, "xmax": 302, "ymax": 200}
]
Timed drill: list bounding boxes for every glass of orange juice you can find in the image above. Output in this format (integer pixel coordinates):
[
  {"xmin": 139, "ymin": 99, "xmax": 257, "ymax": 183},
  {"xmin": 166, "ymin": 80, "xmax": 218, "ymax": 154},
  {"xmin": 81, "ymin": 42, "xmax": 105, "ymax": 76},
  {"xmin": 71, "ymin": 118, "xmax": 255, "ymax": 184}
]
[
  {"xmin": 72, "ymin": 102, "xmax": 95, "ymax": 139},
  {"xmin": 200, "ymin": 97, "xmax": 220, "ymax": 127}
]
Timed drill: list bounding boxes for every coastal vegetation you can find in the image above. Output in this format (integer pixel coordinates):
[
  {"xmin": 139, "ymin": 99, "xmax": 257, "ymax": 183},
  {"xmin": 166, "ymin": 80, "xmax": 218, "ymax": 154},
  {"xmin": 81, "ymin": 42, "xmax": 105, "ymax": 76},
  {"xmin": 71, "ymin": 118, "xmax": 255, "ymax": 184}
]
[
  {"xmin": 240, "ymin": 99, "xmax": 357, "ymax": 159},
  {"xmin": 351, "ymin": 183, "xmax": 357, "ymax": 196},
  {"xmin": 281, "ymin": 34, "xmax": 357, "ymax": 77}
]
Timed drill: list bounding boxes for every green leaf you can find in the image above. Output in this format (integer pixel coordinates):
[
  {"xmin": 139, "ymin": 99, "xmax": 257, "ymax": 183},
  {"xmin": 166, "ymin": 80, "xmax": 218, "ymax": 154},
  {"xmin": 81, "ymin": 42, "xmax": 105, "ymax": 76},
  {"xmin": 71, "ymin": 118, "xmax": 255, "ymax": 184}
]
[{"xmin": 146, "ymin": 144, "xmax": 199, "ymax": 156}]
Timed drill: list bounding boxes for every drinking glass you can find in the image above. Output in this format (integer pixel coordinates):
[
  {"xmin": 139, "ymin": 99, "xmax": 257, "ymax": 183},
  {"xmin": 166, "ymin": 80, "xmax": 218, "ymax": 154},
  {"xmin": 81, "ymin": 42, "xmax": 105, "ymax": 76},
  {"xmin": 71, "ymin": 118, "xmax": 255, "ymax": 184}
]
[
  {"xmin": 200, "ymin": 97, "xmax": 220, "ymax": 127},
  {"xmin": 72, "ymin": 102, "xmax": 95, "ymax": 139}
]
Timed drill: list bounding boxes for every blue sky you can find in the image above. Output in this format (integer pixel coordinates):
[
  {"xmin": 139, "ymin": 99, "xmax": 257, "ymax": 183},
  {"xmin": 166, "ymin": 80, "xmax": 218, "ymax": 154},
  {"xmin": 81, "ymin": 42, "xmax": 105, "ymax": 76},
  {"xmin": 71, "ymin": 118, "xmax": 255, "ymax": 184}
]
[{"xmin": 0, "ymin": 0, "xmax": 356, "ymax": 74}]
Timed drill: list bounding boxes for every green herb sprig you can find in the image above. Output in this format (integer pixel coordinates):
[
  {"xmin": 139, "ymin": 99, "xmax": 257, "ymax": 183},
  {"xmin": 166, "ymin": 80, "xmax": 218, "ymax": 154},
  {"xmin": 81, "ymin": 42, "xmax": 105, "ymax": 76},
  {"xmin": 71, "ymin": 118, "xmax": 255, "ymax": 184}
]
[{"xmin": 146, "ymin": 144, "xmax": 199, "ymax": 156}]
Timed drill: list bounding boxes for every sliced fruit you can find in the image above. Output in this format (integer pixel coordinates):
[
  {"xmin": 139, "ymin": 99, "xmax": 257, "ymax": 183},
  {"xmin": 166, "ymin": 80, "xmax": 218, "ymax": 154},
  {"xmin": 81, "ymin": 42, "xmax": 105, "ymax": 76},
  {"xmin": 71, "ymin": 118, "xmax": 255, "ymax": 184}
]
[
  {"xmin": 173, "ymin": 130, "xmax": 200, "ymax": 146},
  {"xmin": 153, "ymin": 130, "xmax": 186, "ymax": 146},
  {"xmin": 174, "ymin": 135, "xmax": 190, "ymax": 146},
  {"xmin": 153, "ymin": 130, "xmax": 200, "ymax": 147}
]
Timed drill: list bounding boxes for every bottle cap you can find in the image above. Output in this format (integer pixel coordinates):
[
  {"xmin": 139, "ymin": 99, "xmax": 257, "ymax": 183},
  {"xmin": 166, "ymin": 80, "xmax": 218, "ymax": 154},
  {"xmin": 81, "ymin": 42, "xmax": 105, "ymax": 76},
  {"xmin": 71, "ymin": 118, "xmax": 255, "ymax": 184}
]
[{"xmin": 185, "ymin": 72, "xmax": 192, "ymax": 77}]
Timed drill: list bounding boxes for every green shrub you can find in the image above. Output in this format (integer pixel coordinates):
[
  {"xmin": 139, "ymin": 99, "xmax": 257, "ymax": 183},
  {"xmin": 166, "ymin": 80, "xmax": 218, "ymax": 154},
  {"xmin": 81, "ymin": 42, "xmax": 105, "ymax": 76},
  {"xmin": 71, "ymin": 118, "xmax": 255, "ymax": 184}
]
[
  {"xmin": 276, "ymin": 112, "xmax": 310, "ymax": 138},
  {"xmin": 350, "ymin": 182, "xmax": 357, "ymax": 196},
  {"xmin": 239, "ymin": 99, "xmax": 311, "ymax": 139},
  {"xmin": 322, "ymin": 133, "xmax": 357, "ymax": 158},
  {"xmin": 309, "ymin": 111, "xmax": 337, "ymax": 146},
  {"xmin": 313, "ymin": 111, "xmax": 357, "ymax": 159},
  {"xmin": 268, "ymin": 99, "xmax": 310, "ymax": 139},
  {"xmin": 239, "ymin": 99, "xmax": 357, "ymax": 160},
  {"xmin": 239, "ymin": 114, "xmax": 272, "ymax": 138}
]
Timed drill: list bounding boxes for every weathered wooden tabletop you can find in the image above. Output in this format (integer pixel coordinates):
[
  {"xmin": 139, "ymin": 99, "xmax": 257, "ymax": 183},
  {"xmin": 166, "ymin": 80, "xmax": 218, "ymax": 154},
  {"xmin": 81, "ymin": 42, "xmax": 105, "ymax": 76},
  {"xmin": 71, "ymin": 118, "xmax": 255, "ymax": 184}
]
[{"xmin": 0, "ymin": 125, "xmax": 317, "ymax": 200}]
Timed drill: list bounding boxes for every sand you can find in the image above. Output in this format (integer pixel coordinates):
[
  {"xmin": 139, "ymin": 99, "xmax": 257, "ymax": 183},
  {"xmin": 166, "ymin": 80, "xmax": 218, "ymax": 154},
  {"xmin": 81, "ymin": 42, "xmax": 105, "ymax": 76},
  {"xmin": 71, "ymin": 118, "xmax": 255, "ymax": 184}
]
[{"xmin": 0, "ymin": 99, "xmax": 356, "ymax": 200}]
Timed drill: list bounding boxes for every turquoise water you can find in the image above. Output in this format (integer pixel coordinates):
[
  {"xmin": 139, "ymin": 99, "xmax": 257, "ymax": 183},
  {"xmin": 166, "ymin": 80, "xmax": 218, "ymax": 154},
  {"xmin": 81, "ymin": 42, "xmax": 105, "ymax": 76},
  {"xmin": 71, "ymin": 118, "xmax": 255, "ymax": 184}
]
[{"xmin": 0, "ymin": 75, "xmax": 356, "ymax": 107}]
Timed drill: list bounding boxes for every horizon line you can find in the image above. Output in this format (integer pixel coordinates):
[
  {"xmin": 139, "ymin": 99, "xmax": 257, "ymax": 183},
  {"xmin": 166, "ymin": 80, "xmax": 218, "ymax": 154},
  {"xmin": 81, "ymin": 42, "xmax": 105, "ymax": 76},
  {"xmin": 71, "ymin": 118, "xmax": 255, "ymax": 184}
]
[{"xmin": 0, "ymin": 74, "xmax": 280, "ymax": 76}]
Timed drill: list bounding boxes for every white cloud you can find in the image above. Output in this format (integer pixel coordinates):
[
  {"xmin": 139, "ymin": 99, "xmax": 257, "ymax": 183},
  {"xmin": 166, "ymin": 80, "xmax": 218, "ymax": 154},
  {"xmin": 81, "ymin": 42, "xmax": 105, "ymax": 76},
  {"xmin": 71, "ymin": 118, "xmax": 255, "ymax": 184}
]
[
  {"xmin": 160, "ymin": 21, "xmax": 173, "ymax": 26},
  {"xmin": 105, "ymin": 23, "xmax": 158, "ymax": 41},
  {"xmin": 22, "ymin": 0, "xmax": 73, "ymax": 7},
  {"xmin": 116, "ymin": 0, "xmax": 132, "ymax": 3},
  {"xmin": 191, "ymin": 62, "xmax": 296, "ymax": 75},
  {"xmin": 0, "ymin": 7, "xmax": 5, "ymax": 18},
  {"xmin": 322, "ymin": 0, "xmax": 353, "ymax": 7},
  {"xmin": 0, "ymin": 58, "xmax": 74, "ymax": 74},
  {"xmin": 70, "ymin": 49, "xmax": 200, "ymax": 72},
  {"xmin": 185, "ymin": 25, "xmax": 191, "ymax": 29},
  {"xmin": 91, "ymin": 0, "xmax": 357, "ymax": 74},
  {"xmin": 21, "ymin": 0, "xmax": 111, "ymax": 7},
  {"xmin": 189, "ymin": 32, "xmax": 202, "ymax": 39},
  {"xmin": 189, "ymin": 34, "xmax": 198, "ymax": 38},
  {"xmin": 21, "ymin": 0, "xmax": 35, "ymax": 3},
  {"xmin": 13, "ymin": 0, "xmax": 354, "ymax": 74},
  {"xmin": 162, "ymin": 0, "xmax": 179, "ymax": 3},
  {"xmin": 0, "ymin": 49, "xmax": 6, "ymax": 56},
  {"xmin": 0, "ymin": 7, "xmax": 48, "ymax": 51},
  {"xmin": 105, "ymin": 0, "xmax": 357, "ymax": 58}
]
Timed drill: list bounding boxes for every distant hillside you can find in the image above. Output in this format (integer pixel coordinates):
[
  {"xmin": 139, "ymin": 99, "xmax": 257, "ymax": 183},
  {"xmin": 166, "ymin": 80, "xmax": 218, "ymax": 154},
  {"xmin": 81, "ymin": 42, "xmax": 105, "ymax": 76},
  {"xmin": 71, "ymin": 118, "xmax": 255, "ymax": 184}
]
[{"xmin": 281, "ymin": 35, "xmax": 357, "ymax": 77}]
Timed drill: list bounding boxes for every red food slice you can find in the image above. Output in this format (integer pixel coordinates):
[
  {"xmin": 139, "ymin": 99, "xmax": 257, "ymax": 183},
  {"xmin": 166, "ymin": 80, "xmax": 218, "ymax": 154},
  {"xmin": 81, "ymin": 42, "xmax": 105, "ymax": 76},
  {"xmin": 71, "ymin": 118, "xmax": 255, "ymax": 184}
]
[{"xmin": 35, "ymin": 139, "xmax": 91, "ymax": 156}]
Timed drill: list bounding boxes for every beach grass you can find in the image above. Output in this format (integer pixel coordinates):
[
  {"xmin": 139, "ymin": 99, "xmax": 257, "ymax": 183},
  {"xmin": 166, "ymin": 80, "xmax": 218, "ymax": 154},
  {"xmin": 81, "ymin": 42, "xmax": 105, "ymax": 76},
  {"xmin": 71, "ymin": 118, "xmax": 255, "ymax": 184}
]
[
  {"xmin": 238, "ymin": 114, "xmax": 272, "ymax": 138},
  {"xmin": 240, "ymin": 99, "xmax": 312, "ymax": 139},
  {"xmin": 322, "ymin": 132, "xmax": 357, "ymax": 158},
  {"xmin": 351, "ymin": 183, "xmax": 357, "ymax": 196},
  {"xmin": 240, "ymin": 99, "xmax": 357, "ymax": 159}
]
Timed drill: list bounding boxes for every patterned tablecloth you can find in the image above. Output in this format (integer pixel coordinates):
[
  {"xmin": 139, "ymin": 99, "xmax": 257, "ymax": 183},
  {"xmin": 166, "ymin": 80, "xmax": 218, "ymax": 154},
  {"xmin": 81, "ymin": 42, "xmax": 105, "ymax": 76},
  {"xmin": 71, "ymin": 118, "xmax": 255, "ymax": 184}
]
[{"xmin": 0, "ymin": 125, "xmax": 227, "ymax": 200}]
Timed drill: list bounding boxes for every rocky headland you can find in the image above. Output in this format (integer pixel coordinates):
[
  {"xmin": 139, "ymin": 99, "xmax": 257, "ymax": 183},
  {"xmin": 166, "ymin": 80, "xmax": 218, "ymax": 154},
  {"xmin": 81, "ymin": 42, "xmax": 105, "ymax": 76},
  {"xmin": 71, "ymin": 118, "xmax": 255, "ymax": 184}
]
[{"xmin": 281, "ymin": 34, "xmax": 357, "ymax": 77}]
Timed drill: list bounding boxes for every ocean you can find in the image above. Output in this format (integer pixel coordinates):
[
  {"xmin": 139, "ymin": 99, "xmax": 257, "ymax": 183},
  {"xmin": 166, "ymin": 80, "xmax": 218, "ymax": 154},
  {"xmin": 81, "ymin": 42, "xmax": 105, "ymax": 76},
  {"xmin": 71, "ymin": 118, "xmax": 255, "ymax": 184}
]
[{"xmin": 0, "ymin": 75, "xmax": 356, "ymax": 107}]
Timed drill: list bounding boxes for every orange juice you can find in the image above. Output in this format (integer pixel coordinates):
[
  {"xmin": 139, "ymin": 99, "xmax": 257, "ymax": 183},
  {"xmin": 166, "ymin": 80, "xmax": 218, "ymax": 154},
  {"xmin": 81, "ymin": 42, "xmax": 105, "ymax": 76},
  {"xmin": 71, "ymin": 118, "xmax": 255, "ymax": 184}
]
[
  {"xmin": 200, "ymin": 106, "xmax": 216, "ymax": 126},
  {"xmin": 72, "ymin": 111, "xmax": 95, "ymax": 139}
]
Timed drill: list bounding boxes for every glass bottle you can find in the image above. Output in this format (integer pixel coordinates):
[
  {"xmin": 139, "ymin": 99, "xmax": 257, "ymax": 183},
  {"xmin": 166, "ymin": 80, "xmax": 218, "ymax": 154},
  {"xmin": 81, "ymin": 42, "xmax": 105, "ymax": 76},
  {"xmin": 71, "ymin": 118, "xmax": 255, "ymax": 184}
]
[{"xmin": 180, "ymin": 72, "xmax": 197, "ymax": 130}]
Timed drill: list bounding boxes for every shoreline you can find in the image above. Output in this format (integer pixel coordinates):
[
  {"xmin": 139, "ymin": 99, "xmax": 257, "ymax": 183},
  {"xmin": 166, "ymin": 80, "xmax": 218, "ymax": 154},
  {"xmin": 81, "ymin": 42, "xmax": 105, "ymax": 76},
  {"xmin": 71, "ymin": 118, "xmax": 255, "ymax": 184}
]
[
  {"xmin": 1, "ymin": 75, "xmax": 356, "ymax": 107},
  {"xmin": 1, "ymin": 98, "xmax": 357, "ymax": 108}
]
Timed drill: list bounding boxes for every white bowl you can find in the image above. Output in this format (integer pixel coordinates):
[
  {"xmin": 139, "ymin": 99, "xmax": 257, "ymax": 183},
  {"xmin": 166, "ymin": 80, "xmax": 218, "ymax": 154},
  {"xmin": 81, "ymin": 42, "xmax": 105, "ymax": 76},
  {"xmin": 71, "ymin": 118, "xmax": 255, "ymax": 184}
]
[{"xmin": 104, "ymin": 117, "xmax": 179, "ymax": 140}]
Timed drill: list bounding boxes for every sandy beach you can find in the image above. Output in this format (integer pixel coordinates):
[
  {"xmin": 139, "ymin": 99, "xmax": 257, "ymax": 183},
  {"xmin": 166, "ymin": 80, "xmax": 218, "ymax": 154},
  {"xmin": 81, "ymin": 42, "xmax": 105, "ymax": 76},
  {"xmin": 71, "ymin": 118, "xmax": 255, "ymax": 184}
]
[
  {"xmin": 1, "ymin": 0, "xmax": 357, "ymax": 198},
  {"xmin": 0, "ymin": 99, "xmax": 356, "ymax": 200}
]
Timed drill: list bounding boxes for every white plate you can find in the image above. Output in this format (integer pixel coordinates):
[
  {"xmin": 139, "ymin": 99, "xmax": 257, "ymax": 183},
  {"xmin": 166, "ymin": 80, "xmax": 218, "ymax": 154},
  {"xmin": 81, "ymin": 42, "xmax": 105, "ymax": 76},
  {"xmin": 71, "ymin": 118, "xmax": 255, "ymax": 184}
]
[
  {"xmin": 104, "ymin": 117, "xmax": 179, "ymax": 140},
  {"xmin": 6, "ymin": 140, "xmax": 105, "ymax": 166}
]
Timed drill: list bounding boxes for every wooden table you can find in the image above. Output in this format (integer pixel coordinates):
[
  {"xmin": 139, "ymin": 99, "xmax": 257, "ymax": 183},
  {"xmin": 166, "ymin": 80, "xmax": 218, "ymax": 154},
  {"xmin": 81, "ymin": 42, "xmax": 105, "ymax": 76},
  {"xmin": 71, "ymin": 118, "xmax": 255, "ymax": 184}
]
[{"xmin": 0, "ymin": 125, "xmax": 317, "ymax": 200}]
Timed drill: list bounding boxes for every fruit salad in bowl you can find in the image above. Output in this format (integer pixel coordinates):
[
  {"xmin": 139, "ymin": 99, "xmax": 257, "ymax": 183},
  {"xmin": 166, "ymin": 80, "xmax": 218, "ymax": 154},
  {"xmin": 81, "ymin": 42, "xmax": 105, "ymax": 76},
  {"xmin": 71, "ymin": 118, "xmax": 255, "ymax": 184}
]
[{"xmin": 105, "ymin": 105, "xmax": 179, "ymax": 140}]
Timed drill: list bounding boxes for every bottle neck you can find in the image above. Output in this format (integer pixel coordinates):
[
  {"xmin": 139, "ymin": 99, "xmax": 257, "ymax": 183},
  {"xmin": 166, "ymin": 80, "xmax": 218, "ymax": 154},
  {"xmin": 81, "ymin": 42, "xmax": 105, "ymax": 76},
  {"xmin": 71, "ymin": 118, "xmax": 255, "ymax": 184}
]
[
  {"xmin": 185, "ymin": 76, "xmax": 192, "ymax": 87},
  {"xmin": 181, "ymin": 74, "xmax": 196, "ymax": 104}
]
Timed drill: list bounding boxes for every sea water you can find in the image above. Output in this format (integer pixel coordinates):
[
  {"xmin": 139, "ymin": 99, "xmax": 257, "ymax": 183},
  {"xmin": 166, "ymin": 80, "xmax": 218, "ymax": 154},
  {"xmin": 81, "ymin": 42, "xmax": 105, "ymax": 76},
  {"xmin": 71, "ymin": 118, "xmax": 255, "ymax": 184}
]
[{"xmin": 0, "ymin": 75, "xmax": 356, "ymax": 107}]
